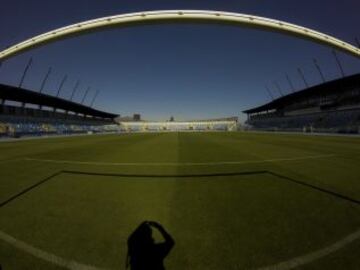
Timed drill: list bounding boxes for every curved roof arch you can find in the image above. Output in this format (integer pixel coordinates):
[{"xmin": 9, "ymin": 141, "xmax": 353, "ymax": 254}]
[{"xmin": 0, "ymin": 10, "xmax": 359, "ymax": 61}]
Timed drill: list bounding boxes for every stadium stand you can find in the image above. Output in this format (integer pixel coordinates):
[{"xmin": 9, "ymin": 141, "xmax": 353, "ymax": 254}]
[
  {"xmin": 118, "ymin": 117, "xmax": 239, "ymax": 132},
  {"xmin": 0, "ymin": 84, "xmax": 119, "ymax": 138},
  {"xmin": 243, "ymin": 74, "xmax": 360, "ymax": 134}
]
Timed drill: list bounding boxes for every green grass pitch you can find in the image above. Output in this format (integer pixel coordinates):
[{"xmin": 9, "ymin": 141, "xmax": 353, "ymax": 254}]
[{"xmin": 0, "ymin": 132, "xmax": 359, "ymax": 269}]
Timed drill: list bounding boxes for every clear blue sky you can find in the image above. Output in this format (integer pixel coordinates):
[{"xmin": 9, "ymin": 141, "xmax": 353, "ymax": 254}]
[{"xmin": 0, "ymin": 0, "xmax": 359, "ymax": 122}]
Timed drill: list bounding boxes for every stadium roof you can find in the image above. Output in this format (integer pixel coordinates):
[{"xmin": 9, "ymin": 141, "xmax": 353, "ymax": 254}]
[
  {"xmin": 0, "ymin": 84, "xmax": 118, "ymax": 119},
  {"xmin": 243, "ymin": 73, "xmax": 360, "ymax": 114}
]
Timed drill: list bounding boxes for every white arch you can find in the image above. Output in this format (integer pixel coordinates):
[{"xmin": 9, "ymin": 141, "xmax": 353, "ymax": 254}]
[{"xmin": 0, "ymin": 10, "xmax": 359, "ymax": 61}]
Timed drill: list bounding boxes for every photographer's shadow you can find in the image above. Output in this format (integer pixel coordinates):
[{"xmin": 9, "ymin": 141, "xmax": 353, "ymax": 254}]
[{"xmin": 126, "ymin": 221, "xmax": 175, "ymax": 270}]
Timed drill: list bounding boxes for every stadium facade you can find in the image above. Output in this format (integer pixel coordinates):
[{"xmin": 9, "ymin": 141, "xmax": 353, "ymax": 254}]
[{"xmin": 243, "ymin": 74, "xmax": 360, "ymax": 134}]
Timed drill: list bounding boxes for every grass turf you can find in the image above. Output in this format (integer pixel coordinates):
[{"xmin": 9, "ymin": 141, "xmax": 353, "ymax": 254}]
[{"xmin": 0, "ymin": 132, "xmax": 359, "ymax": 269}]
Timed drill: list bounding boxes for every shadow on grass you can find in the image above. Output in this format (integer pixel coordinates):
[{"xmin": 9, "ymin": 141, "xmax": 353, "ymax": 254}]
[{"xmin": 127, "ymin": 221, "xmax": 175, "ymax": 270}]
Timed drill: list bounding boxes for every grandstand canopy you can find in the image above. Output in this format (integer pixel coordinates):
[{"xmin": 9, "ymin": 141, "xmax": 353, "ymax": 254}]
[
  {"xmin": 0, "ymin": 84, "xmax": 118, "ymax": 119},
  {"xmin": 243, "ymin": 74, "xmax": 360, "ymax": 114}
]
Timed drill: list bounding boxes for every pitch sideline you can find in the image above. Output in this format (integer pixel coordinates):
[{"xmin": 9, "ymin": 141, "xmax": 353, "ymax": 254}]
[{"xmin": 24, "ymin": 154, "xmax": 336, "ymax": 167}]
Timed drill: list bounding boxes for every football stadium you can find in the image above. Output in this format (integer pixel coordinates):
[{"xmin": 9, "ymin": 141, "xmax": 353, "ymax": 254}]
[{"xmin": 1, "ymin": 3, "xmax": 360, "ymax": 270}]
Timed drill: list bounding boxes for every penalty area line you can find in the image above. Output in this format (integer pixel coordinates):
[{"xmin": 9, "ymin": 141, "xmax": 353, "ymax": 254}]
[{"xmin": 24, "ymin": 154, "xmax": 336, "ymax": 167}]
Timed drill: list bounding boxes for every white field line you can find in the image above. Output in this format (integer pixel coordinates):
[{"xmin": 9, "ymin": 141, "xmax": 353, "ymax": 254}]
[
  {"xmin": 24, "ymin": 154, "xmax": 336, "ymax": 167},
  {"xmin": 0, "ymin": 230, "xmax": 107, "ymax": 270},
  {"xmin": 1, "ymin": 227, "xmax": 359, "ymax": 270},
  {"xmin": 254, "ymin": 228, "xmax": 360, "ymax": 270}
]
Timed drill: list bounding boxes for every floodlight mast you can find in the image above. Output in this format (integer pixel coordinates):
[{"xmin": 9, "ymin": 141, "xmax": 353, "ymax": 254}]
[
  {"xmin": 285, "ymin": 73, "xmax": 295, "ymax": 93},
  {"xmin": 81, "ymin": 87, "xmax": 91, "ymax": 104},
  {"xmin": 297, "ymin": 67, "xmax": 309, "ymax": 88},
  {"xmin": 90, "ymin": 90, "xmax": 99, "ymax": 107},
  {"xmin": 56, "ymin": 75, "xmax": 68, "ymax": 97},
  {"xmin": 313, "ymin": 58, "xmax": 326, "ymax": 83},
  {"xmin": 265, "ymin": 85, "xmax": 274, "ymax": 100},
  {"xmin": 39, "ymin": 67, "xmax": 52, "ymax": 94},
  {"xmin": 0, "ymin": 10, "xmax": 359, "ymax": 61}
]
